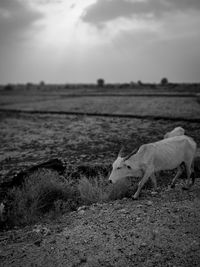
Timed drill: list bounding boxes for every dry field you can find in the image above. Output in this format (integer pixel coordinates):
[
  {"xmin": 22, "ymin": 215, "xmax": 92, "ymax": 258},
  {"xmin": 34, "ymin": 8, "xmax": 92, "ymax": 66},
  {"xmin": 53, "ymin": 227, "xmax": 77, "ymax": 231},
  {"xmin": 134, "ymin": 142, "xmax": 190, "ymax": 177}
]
[
  {"xmin": 1, "ymin": 87, "xmax": 200, "ymax": 120},
  {"xmin": 0, "ymin": 86, "xmax": 200, "ymax": 266}
]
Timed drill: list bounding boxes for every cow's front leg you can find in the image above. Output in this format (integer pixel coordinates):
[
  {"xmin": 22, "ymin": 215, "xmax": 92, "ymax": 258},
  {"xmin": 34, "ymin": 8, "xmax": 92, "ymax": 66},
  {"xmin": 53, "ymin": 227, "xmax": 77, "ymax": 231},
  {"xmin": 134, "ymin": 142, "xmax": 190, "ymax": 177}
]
[
  {"xmin": 150, "ymin": 173, "xmax": 157, "ymax": 191},
  {"xmin": 133, "ymin": 169, "xmax": 153, "ymax": 199}
]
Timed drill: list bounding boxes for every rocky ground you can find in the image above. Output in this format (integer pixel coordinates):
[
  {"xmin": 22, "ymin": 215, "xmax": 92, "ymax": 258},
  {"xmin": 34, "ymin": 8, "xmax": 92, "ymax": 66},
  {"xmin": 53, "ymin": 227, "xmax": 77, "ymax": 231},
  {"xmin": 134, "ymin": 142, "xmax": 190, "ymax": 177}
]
[{"xmin": 0, "ymin": 180, "xmax": 200, "ymax": 267}]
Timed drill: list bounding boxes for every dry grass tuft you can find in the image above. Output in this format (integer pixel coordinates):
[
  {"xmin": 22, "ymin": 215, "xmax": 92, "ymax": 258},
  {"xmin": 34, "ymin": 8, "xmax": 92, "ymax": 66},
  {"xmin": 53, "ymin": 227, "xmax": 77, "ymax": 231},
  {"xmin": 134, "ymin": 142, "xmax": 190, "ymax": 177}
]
[
  {"xmin": 78, "ymin": 175, "xmax": 138, "ymax": 203},
  {"xmin": 4, "ymin": 169, "xmax": 79, "ymax": 228},
  {"xmin": 78, "ymin": 176, "xmax": 108, "ymax": 205}
]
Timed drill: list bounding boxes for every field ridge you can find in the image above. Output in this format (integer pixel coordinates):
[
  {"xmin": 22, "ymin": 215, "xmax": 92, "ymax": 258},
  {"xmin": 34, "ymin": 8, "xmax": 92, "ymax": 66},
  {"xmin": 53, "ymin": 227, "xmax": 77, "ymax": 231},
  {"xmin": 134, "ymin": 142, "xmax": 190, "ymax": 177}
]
[{"xmin": 1, "ymin": 109, "xmax": 200, "ymax": 123}]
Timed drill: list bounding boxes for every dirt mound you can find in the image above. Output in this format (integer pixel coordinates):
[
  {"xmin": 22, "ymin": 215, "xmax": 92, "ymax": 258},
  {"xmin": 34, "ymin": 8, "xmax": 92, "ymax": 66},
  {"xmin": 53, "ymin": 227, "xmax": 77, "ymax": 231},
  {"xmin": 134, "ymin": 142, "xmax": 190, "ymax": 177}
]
[{"xmin": 0, "ymin": 180, "xmax": 200, "ymax": 267}]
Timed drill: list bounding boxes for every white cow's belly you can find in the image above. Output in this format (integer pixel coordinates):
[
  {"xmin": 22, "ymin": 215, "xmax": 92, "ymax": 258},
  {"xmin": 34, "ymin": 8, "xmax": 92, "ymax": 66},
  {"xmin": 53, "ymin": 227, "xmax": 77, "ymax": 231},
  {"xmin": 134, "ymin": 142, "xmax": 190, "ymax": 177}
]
[{"xmin": 153, "ymin": 145, "xmax": 184, "ymax": 172}]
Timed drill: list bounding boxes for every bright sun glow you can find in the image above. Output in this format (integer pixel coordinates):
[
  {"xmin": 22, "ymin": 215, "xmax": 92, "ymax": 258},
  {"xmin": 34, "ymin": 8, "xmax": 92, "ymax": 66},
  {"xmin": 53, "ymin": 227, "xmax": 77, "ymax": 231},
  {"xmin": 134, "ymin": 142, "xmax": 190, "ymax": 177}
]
[{"xmin": 28, "ymin": 0, "xmax": 97, "ymax": 48}]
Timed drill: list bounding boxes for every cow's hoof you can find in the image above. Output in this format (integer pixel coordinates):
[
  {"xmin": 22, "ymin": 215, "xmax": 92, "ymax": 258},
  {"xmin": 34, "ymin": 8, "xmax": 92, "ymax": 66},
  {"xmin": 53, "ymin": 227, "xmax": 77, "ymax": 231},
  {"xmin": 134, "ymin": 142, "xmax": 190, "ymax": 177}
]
[{"xmin": 131, "ymin": 194, "xmax": 138, "ymax": 200}]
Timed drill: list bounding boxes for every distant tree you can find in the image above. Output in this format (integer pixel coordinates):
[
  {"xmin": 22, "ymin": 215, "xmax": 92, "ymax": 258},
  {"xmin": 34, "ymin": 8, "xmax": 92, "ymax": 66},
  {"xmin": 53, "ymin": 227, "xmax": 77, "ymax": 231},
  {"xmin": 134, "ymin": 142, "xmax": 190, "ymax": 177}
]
[
  {"xmin": 137, "ymin": 80, "xmax": 143, "ymax": 86},
  {"xmin": 130, "ymin": 81, "xmax": 136, "ymax": 88},
  {"xmin": 26, "ymin": 82, "xmax": 33, "ymax": 89},
  {"xmin": 26, "ymin": 82, "xmax": 32, "ymax": 86},
  {"xmin": 160, "ymin": 77, "xmax": 168, "ymax": 86},
  {"xmin": 97, "ymin": 78, "xmax": 105, "ymax": 87},
  {"xmin": 4, "ymin": 84, "xmax": 13, "ymax": 91},
  {"xmin": 40, "ymin": 81, "xmax": 45, "ymax": 86}
]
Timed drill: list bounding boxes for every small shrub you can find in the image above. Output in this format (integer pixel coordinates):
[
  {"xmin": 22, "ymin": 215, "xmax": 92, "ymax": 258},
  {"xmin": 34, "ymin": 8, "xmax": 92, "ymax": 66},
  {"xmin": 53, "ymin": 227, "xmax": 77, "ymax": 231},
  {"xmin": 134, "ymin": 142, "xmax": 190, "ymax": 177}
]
[
  {"xmin": 78, "ymin": 176, "xmax": 108, "ymax": 205},
  {"xmin": 78, "ymin": 175, "xmax": 140, "ymax": 204},
  {"xmin": 4, "ymin": 169, "xmax": 78, "ymax": 228}
]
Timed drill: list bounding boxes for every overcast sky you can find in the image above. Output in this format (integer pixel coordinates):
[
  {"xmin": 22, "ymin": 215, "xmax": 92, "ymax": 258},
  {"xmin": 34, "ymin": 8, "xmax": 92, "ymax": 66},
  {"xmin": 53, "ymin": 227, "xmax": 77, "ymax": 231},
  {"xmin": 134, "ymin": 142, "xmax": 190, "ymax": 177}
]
[{"xmin": 0, "ymin": 0, "xmax": 200, "ymax": 84}]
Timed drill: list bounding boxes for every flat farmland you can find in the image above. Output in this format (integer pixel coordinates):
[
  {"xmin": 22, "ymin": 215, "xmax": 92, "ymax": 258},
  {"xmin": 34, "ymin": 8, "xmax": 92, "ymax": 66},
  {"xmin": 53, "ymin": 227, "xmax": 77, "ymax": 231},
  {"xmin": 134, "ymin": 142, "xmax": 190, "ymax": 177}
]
[
  {"xmin": 0, "ymin": 87, "xmax": 200, "ymax": 179},
  {"xmin": 1, "ymin": 90, "xmax": 200, "ymax": 120}
]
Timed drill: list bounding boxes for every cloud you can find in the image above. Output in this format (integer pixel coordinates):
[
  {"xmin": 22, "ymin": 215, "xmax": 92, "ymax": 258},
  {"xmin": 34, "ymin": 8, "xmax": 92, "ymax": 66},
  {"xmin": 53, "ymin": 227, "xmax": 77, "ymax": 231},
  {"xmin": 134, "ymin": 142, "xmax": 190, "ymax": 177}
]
[
  {"xmin": 82, "ymin": 0, "xmax": 137, "ymax": 25},
  {"xmin": 0, "ymin": 0, "xmax": 43, "ymax": 45},
  {"xmin": 82, "ymin": 0, "xmax": 200, "ymax": 26},
  {"xmin": 28, "ymin": 0, "xmax": 63, "ymax": 5}
]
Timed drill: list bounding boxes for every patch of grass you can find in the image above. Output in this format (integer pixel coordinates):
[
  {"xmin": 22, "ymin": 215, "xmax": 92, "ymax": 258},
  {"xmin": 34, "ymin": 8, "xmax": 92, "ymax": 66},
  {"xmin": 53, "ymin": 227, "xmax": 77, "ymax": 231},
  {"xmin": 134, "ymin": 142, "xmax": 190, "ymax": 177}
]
[
  {"xmin": 78, "ymin": 175, "xmax": 139, "ymax": 203},
  {"xmin": 4, "ymin": 169, "xmax": 79, "ymax": 228},
  {"xmin": 78, "ymin": 175, "xmax": 108, "ymax": 205},
  {"xmin": 108, "ymin": 177, "xmax": 138, "ymax": 200}
]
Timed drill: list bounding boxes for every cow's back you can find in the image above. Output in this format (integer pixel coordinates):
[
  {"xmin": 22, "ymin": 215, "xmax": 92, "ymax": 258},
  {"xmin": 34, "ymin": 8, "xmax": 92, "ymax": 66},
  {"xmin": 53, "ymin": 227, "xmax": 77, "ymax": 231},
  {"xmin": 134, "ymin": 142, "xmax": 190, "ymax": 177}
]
[{"xmin": 151, "ymin": 135, "xmax": 196, "ymax": 172}]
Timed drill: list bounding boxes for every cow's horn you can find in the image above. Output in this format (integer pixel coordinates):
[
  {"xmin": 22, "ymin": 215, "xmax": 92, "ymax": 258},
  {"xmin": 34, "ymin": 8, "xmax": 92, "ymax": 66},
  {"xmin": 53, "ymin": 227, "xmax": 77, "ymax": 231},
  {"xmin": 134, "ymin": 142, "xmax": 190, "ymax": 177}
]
[
  {"xmin": 123, "ymin": 148, "xmax": 138, "ymax": 161},
  {"xmin": 118, "ymin": 146, "xmax": 125, "ymax": 157}
]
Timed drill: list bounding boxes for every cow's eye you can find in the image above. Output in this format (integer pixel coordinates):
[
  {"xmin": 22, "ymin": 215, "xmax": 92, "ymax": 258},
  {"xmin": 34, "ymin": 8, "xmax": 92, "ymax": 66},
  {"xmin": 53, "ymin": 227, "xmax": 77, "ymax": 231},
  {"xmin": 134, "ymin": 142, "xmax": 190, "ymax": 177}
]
[
  {"xmin": 127, "ymin": 165, "xmax": 131, "ymax": 169},
  {"xmin": 117, "ymin": 167, "xmax": 121, "ymax": 170}
]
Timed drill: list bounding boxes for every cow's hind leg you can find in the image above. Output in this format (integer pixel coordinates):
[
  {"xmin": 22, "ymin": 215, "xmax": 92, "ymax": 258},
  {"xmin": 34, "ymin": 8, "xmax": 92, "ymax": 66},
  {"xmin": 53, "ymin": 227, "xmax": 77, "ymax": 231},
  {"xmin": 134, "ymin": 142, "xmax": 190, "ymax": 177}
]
[
  {"xmin": 182, "ymin": 161, "xmax": 193, "ymax": 190},
  {"xmin": 170, "ymin": 164, "xmax": 184, "ymax": 188}
]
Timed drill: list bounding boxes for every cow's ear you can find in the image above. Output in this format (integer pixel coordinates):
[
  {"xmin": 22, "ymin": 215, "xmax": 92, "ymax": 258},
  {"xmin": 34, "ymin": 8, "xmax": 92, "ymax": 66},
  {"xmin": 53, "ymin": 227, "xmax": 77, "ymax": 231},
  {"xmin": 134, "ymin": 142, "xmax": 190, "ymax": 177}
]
[{"xmin": 118, "ymin": 146, "xmax": 125, "ymax": 157}]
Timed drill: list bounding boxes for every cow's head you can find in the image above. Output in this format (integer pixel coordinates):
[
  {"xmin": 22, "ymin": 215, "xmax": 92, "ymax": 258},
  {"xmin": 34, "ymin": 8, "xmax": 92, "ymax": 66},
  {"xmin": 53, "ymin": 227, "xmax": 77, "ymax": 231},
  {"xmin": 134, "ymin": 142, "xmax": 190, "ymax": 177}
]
[{"xmin": 108, "ymin": 147, "xmax": 142, "ymax": 184}]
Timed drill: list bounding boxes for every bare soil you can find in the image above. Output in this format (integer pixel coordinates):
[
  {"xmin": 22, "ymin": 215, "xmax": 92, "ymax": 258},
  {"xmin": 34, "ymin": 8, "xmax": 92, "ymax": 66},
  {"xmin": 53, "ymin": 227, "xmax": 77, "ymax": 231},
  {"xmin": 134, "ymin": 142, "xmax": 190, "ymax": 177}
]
[
  {"xmin": 1, "ymin": 112, "xmax": 200, "ymax": 180},
  {"xmin": 0, "ymin": 181, "xmax": 200, "ymax": 267}
]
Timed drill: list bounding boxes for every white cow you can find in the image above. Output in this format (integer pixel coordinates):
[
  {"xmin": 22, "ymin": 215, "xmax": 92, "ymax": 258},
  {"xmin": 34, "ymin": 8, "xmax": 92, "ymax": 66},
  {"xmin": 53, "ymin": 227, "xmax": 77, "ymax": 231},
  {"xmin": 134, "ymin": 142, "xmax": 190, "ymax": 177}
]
[
  {"xmin": 164, "ymin": 126, "xmax": 185, "ymax": 139},
  {"xmin": 108, "ymin": 135, "xmax": 196, "ymax": 199}
]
